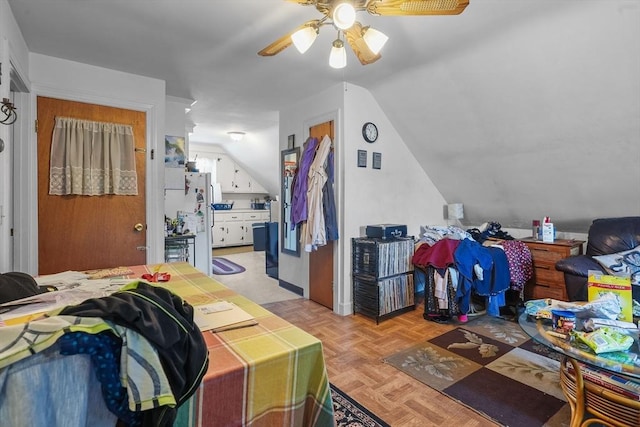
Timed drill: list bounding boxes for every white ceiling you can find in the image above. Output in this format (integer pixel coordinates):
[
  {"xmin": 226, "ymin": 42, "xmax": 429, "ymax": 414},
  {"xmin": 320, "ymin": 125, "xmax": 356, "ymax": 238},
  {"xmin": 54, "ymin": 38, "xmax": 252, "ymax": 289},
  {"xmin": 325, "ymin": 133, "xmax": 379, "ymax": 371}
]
[
  {"xmin": 7, "ymin": 0, "xmax": 496, "ymax": 144},
  {"xmin": 8, "ymin": 0, "xmax": 640, "ymax": 232}
]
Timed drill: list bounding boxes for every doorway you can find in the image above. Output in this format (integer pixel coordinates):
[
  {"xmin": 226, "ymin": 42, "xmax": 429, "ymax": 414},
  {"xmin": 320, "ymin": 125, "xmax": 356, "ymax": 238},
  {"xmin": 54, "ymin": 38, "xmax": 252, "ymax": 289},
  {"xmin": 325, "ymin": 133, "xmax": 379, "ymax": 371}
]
[
  {"xmin": 36, "ymin": 96, "xmax": 147, "ymax": 274},
  {"xmin": 5, "ymin": 67, "xmax": 30, "ymax": 273},
  {"xmin": 308, "ymin": 120, "xmax": 335, "ymax": 309}
]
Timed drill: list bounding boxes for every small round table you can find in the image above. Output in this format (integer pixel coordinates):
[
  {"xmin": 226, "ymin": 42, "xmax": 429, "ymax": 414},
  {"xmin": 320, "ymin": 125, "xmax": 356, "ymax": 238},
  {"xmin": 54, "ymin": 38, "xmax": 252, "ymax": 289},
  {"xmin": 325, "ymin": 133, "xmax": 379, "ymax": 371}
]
[{"xmin": 518, "ymin": 312, "xmax": 640, "ymax": 427}]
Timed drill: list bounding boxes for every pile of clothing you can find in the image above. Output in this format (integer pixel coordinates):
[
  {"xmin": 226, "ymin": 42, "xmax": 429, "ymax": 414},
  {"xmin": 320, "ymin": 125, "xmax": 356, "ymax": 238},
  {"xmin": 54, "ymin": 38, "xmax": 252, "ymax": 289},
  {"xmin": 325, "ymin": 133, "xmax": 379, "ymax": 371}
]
[
  {"xmin": 0, "ymin": 280, "xmax": 208, "ymax": 426},
  {"xmin": 413, "ymin": 225, "xmax": 532, "ymax": 322},
  {"xmin": 290, "ymin": 135, "xmax": 338, "ymax": 252},
  {"xmin": 466, "ymin": 221, "xmax": 514, "ymax": 243}
]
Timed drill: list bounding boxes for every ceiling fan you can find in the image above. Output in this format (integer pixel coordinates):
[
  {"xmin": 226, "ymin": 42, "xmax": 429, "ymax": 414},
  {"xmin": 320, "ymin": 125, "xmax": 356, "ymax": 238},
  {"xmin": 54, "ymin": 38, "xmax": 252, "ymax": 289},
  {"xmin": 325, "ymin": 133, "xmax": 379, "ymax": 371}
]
[{"xmin": 258, "ymin": 0, "xmax": 470, "ymax": 68}]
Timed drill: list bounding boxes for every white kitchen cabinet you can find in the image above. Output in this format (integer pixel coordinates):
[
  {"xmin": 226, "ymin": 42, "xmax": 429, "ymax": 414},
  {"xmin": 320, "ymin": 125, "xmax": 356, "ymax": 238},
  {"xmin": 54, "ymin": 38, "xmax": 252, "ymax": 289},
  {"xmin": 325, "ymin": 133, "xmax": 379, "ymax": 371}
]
[
  {"xmin": 249, "ymin": 178, "xmax": 267, "ymax": 193},
  {"xmin": 243, "ymin": 224, "xmax": 253, "ymax": 245},
  {"xmin": 215, "ymin": 155, "xmax": 236, "ymax": 192},
  {"xmin": 225, "ymin": 221, "xmax": 246, "ymax": 246},
  {"xmin": 214, "ymin": 154, "xmax": 268, "ymax": 194},
  {"xmin": 212, "ymin": 224, "xmax": 226, "ymax": 247},
  {"xmin": 212, "ymin": 210, "xmax": 269, "ymax": 248},
  {"xmin": 216, "ymin": 211, "xmax": 244, "ymax": 247},
  {"xmin": 242, "ymin": 211, "xmax": 269, "ymax": 223},
  {"xmin": 232, "ymin": 167, "xmax": 252, "ymax": 193},
  {"xmin": 243, "ymin": 212, "xmax": 270, "ymax": 245}
]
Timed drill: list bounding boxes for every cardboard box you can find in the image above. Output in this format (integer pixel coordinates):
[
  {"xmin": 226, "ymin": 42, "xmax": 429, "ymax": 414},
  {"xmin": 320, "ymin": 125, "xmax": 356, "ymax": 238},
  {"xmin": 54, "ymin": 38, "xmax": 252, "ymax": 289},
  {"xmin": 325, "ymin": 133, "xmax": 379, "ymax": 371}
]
[{"xmin": 588, "ymin": 270, "xmax": 633, "ymax": 322}]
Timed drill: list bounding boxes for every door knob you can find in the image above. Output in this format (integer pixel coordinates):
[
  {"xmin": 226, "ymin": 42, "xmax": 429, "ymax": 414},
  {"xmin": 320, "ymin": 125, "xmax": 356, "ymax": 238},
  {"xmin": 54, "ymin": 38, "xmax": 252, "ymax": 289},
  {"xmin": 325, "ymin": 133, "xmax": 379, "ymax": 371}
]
[{"xmin": 134, "ymin": 223, "xmax": 144, "ymax": 232}]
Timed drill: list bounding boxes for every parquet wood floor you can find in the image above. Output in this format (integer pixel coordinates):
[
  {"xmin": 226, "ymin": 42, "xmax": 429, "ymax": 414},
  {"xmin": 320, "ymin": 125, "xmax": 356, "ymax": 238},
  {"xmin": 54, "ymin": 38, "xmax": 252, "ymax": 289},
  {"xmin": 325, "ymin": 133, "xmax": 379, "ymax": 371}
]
[{"xmin": 262, "ymin": 299, "xmax": 500, "ymax": 427}]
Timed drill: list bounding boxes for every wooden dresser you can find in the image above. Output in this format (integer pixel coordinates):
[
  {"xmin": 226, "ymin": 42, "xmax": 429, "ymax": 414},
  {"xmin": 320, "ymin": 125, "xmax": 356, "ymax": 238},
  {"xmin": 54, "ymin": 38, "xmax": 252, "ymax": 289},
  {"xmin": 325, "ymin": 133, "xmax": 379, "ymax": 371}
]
[{"xmin": 520, "ymin": 238, "xmax": 585, "ymax": 301}]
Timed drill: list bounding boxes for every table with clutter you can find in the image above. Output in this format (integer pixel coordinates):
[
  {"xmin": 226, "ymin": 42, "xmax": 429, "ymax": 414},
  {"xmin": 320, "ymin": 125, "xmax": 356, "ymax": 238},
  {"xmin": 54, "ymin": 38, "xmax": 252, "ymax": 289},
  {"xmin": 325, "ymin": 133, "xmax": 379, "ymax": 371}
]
[
  {"xmin": 0, "ymin": 262, "xmax": 334, "ymax": 426},
  {"xmin": 519, "ymin": 297, "xmax": 640, "ymax": 427}
]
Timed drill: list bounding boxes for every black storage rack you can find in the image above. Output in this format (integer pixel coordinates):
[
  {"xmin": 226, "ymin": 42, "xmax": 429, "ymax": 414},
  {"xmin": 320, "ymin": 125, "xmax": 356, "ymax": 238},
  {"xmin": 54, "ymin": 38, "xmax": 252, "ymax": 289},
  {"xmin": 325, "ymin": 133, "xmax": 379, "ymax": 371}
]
[{"xmin": 351, "ymin": 236, "xmax": 415, "ymax": 324}]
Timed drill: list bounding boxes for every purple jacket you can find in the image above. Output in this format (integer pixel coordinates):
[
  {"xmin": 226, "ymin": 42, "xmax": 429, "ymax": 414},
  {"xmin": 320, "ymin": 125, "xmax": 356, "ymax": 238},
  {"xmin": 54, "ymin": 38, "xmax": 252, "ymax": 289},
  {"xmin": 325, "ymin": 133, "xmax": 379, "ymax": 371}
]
[{"xmin": 290, "ymin": 137, "xmax": 318, "ymax": 228}]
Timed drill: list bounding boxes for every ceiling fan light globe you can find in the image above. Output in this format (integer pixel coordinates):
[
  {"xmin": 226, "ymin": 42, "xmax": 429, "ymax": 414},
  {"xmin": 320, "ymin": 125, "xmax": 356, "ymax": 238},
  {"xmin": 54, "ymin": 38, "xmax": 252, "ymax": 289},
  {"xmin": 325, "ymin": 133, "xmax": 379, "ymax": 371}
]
[
  {"xmin": 333, "ymin": 3, "xmax": 356, "ymax": 30},
  {"xmin": 363, "ymin": 27, "xmax": 388, "ymax": 54},
  {"xmin": 329, "ymin": 39, "xmax": 347, "ymax": 69},
  {"xmin": 291, "ymin": 26, "xmax": 318, "ymax": 54}
]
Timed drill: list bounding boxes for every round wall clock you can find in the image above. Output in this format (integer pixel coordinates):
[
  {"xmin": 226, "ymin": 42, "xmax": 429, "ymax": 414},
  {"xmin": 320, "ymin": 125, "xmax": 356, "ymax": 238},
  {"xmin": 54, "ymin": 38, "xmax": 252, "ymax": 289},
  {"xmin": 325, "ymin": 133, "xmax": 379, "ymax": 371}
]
[{"xmin": 362, "ymin": 122, "xmax": 378, "ymax": 143}]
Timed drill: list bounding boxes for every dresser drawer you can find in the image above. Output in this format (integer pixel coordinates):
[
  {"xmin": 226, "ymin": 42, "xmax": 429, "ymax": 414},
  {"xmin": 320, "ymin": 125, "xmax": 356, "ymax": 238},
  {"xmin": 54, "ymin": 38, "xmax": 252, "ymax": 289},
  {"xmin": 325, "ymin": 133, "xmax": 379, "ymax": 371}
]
[
  {"xmin": 529, "ymin": 248, "xmax": 564, "ymax": 265},
  {"xmin": 528, "ymin": 283, "xmax": 566, "ymax": 300},
  {"xmin": 533, "ymin": 265, "xmax": 565, "ymax": 285},
  {"xmin": 521, "ymin": 238, "xmax": 585, "ymax": 301}
]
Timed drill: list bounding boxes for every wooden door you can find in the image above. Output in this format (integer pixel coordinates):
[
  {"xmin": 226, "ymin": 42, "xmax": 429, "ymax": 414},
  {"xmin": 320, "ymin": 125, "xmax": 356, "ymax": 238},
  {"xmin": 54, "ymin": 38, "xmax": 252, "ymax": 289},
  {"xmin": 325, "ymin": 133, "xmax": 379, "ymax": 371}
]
[
  {"xmin": 308, "ymin": 121, "xmax": 335, "ymax": 309},
  {"xmin": 37, "ymin": 96, "xmax": 147, "ymax": 274}
]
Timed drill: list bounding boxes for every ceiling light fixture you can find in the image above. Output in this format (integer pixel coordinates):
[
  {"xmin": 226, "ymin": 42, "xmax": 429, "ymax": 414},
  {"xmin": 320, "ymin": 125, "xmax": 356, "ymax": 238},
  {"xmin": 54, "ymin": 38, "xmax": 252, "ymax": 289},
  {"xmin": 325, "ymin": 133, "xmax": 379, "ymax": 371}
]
[
  {"xmin": 362, "ymin": 27, "xmax": 389, "ymax": 55},
  {"xmin": 259, "ymin": 0, "xmax": 469, "ymax": 67},
  {"xmin": 329, "ymin": 37, "xmax": 347, "ymax": 69},
  {"xmin": 1, "ymin": 98, "xmax": 17, "ymax": 125},
  {"xmin": 332, "ymin": 3, "xmax": 356, "ymax": 30},
  {"xmin": 291, "ymin": 25, "xmax": 319, "ymax": 54},
  {"xmin": 227, "ymin": 131, "xmax": 246, "ymax": 142}
]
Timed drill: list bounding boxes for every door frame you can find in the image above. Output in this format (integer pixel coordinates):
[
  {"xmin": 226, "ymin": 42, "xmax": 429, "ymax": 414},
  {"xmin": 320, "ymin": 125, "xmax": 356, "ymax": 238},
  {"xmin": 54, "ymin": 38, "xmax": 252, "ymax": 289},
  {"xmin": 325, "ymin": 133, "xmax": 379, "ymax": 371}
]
[
  {"xmin": 13, "ymin": 86, "xmax": 162, "ymax": 274},
  {"xmin": 302, "ymin": 110, "xmax": 347, "ymax": 315},
  {"xmin": 2, "ymin": 43, "xmax": 32, "ymax": 273}
]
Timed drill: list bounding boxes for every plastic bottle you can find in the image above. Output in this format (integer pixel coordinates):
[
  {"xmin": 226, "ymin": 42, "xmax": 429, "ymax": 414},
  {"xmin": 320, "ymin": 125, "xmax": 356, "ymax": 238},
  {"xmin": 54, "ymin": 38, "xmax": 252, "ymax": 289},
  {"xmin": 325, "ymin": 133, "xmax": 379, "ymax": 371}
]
[{"xmin": 532, "ymin": 220, "xmax": 540, "ymax": 240}]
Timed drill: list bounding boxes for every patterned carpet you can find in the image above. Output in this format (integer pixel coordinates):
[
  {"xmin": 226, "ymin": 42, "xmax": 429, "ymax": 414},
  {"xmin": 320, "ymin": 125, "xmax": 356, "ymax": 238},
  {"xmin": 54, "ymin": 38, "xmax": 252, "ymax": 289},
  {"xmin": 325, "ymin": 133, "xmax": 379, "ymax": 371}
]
[
  {"xmin": 384, "ymin": 315, "xmax": 572, "ymax": 427},
  {"xmin": 331, "ymin": 383, "xmax": 390, "ymax": 427}
]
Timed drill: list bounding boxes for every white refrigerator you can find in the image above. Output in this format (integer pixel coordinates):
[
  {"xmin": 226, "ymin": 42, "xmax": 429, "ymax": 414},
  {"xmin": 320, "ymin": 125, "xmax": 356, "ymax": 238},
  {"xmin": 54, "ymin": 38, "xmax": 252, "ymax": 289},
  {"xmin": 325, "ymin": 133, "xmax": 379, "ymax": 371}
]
[{"xmin": 164, "ymin": 171, "xmax": 213, "ymax": 276}]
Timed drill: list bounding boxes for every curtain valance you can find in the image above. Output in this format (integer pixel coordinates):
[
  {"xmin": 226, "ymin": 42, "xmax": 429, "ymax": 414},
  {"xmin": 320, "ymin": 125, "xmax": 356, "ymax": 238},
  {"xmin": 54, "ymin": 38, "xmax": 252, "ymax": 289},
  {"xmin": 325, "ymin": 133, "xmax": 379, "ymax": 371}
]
[{"xmin": 49, "ymin": 116, "xmax": 138, "ymax": 196}]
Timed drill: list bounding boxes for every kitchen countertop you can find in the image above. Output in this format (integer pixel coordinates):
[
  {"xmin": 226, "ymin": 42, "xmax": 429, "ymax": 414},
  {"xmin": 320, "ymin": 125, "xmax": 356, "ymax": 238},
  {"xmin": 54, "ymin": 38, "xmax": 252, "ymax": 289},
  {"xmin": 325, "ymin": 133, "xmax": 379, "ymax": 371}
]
[{"xmin": 213, "ymin": 209, "xmax": 269, "ymax": 213}]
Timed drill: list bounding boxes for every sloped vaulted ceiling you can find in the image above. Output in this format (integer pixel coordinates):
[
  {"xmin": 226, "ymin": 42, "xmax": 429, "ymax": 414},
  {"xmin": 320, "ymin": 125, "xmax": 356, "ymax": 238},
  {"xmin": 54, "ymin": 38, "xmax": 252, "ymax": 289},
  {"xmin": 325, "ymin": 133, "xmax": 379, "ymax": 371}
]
[{"xmin": 8, "ymin": 0, "xmax": 640, "ymax": 232}]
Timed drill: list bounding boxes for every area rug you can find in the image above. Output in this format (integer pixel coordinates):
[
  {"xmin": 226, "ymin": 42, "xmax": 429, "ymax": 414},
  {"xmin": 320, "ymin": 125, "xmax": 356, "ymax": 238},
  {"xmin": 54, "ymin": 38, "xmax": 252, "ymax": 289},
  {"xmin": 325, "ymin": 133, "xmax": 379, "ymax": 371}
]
[
  {"xmin": 384, "ymin": 315, "xmax": 571, "ymax": 427},
  {"xmin": 212, "ymin": 257, "xmax": 246, "ymax": 275},
  {"xmin": 331, "ymin": 383, "xmax": 390, "ymax": 427}
]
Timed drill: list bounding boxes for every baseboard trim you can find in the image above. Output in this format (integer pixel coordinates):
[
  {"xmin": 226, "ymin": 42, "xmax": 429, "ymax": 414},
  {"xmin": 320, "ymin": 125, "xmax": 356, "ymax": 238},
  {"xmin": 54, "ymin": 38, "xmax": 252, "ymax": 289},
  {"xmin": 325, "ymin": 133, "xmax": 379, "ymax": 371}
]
[{"xmin": 279, "ymin": 280, "xmax": 303, "ymax": 296}]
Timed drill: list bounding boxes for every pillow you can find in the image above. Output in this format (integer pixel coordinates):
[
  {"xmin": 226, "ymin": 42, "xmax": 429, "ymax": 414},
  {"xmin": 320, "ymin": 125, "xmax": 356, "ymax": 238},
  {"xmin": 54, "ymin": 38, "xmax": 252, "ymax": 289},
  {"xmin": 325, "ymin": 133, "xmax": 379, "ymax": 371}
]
[{"xmin": 593, "ymin": 246, "xmax": 640, "ymax": 286}]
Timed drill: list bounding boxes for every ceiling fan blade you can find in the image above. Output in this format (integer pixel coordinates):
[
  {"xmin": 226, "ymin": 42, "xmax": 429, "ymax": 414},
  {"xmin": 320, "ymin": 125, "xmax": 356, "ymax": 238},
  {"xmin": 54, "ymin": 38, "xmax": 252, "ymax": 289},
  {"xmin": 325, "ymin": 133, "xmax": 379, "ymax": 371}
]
[
  {"xmin": 284, "ymin": 0, "xmax": 316, "ymax": 4},
  {"xmin": 344, "ymin": 22, "xmax": 381, "ymax": 65},
  {"xmin": 366, "ymin": 0, "xmax": 469, "ymax": 16},
  {"xmin": 258, "ymin": 20, "xmax": 320, "ymax": 57},
  {"xmin": 258, "ymin": 33, "xmax": 295, "ymax": 57}
]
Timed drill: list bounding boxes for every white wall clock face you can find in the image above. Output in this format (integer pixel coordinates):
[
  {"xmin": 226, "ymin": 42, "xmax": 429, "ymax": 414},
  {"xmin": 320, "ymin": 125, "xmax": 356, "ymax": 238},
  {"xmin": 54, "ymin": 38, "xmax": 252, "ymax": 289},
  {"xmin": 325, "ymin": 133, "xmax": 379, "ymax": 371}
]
[{"xmin": 362, "ymin": 122, "xmax": 378, "ymax": 143}]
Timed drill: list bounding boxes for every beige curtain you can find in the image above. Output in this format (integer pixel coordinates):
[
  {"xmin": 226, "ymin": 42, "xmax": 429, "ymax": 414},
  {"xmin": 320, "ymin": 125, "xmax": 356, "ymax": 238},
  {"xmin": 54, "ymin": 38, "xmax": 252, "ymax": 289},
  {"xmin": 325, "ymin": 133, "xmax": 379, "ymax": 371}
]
[{"xmin": 49, "ymin": 116, "xmax": 138, "ymax": 196}]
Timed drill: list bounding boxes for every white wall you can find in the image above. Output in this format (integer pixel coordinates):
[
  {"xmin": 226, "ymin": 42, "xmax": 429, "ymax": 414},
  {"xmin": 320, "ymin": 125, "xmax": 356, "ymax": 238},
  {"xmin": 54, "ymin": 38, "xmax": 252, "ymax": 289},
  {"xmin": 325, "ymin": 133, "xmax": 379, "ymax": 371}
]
[
  {"xmin": 343, "ymin": 83, "xmax": 447, "ymax": 238},
  {"xmin": 0, "ymin": 0, "xmax": 30, "ymax": 272},
  {"xmin": 339, "ymin": 83, "xmax": 447, "ymax": 314},
  {"xmin": 166, "ymin": 96, "xmax": 191, "ymax": 140},
  {"xmin": 279, "ymin": 82, "xmax": 446, "ymax": 315}
]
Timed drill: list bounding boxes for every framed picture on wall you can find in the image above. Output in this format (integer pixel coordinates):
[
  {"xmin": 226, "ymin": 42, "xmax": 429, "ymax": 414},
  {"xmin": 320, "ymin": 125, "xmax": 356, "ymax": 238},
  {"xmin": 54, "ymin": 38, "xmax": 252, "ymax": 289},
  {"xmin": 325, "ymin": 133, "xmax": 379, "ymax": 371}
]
[
  {"xmin": 165, "ymin": 135, "xmax": 186, "ymax": 168},
  {"xmin": 357, "ymin": 149, "xmax": 367, "ymax": 167},
  {"xmin": 372, "ymin": 152, "xmax": 382, "ymax": 169},
  {"xmin": 288, "ymin": 134, "xmax": 295, "ymax": 149}
]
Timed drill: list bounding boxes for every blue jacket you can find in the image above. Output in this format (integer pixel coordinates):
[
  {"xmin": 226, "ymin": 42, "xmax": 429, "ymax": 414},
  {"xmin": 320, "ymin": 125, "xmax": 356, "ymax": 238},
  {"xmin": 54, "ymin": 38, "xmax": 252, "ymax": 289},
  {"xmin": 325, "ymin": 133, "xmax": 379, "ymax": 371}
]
[
  {"xmin": 474, "ymin": 246, "xmax": 511, "ymax": 296},
  {"xmin": 453, "ymin": 239, "xmax": 493, "ymax": 297}
]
